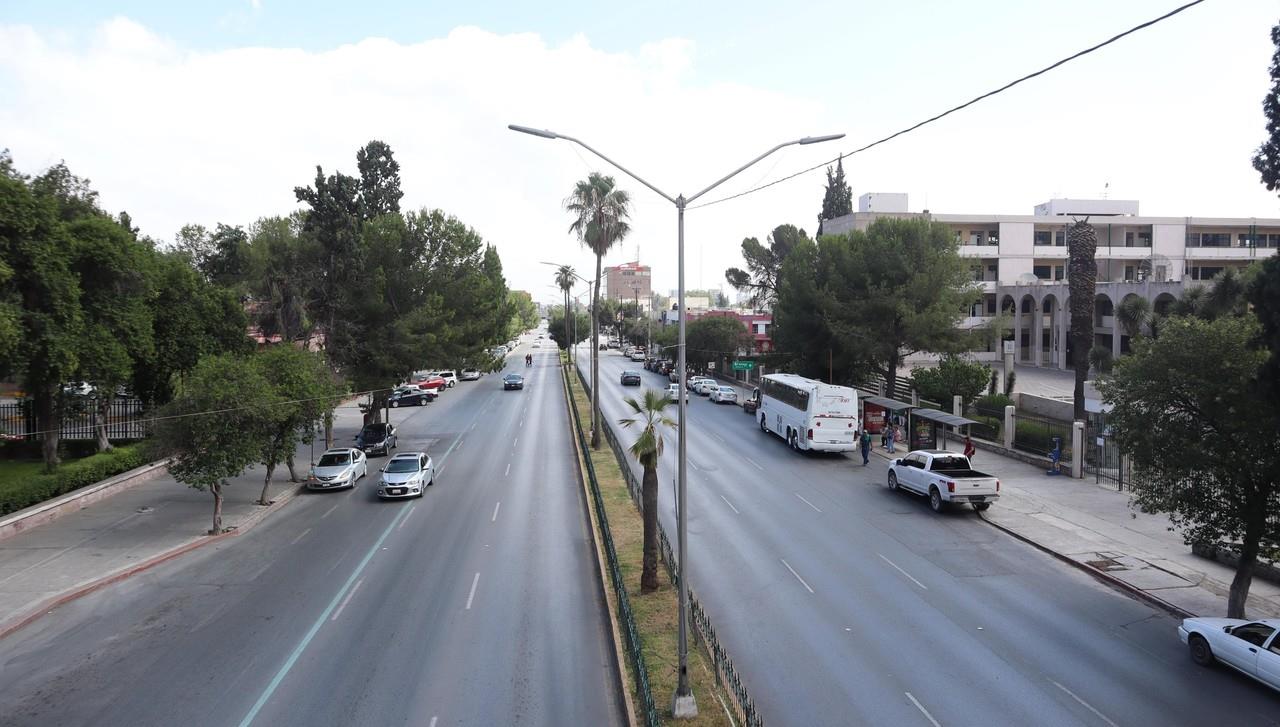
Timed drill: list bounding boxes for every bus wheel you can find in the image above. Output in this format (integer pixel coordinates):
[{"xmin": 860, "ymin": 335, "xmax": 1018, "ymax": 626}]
[{"xmin": 760, "ymin": 415, "xmax": 768, "ymax": 432}]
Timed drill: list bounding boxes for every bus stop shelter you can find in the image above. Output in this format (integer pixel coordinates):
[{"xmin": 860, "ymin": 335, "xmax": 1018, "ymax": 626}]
[
  {"xmin": 860, "ymin": 395, "xmax": 914, "ymax": 435},
  {"xmin": 907, "ymin": 408, "xmax": 979, "ymax": 451}
]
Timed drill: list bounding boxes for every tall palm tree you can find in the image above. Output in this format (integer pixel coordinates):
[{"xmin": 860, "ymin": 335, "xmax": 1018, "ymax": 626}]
[
  {"xmin": 619, "ymin": 388, "xmax": 677, "ymax": 593},
  {"xmin": 555, "ymin": 264, "xmax": 575, "ymax": 359},
  {"xmin": 1115, "ymin": 295, "xmax": 1151, "ymax": 340},
  {"xmin": 565, "ymin": 172, "xmax": 632, "ymax": 449},
  {"xmin": 1067, "ymin": 219, "xmax": 1097, "ymax": 422}
]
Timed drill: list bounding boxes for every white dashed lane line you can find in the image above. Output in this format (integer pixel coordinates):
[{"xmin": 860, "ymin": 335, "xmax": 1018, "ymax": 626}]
[
  {"xmin": 878, "ymin": 553, "xmax": 928, "ymax": 590},
  {"xmin": 794, "ymin": 493, "xmax": 823, "ymax": 513},
  {"xmin": 1051, "ymin": 680, "xmax": 1119, "ymax": 727},
  {"xmin": 719, "ymin": 494, "xmax": 740, "ymax": 515},
  {"xmin": 329, "ymin": 578, "xmax": 364, "ymax": 622},
  {"xmin": 905, "ymin": 692, "xmax": 941, "ymax": 727},
  {"xmin": 289, "ymin": 528, "xmax": 311, "ymax": 546},
  {"xmin": 492, "ymin": 501, "xmax": 501, "ymax": 522},
  {"xmin": 465, "ymin": 572, "xmax": 481, "ymax": 610},
  {"xmin": 745, "ymin": 457, "xmax": 764, "ymax": 471},
  {"xmin": 780, "ymin": 558, "xmax": 815, "ymax": 594}
]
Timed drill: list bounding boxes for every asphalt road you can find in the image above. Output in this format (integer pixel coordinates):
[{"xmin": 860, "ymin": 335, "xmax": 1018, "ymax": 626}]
[
  {"xmin": 0, "ymin": 334, "xmax": 623, "ymax": 727},
  {"xmin": 587, "ymin": 348, "xmax": 1280, "ymax": 727}
]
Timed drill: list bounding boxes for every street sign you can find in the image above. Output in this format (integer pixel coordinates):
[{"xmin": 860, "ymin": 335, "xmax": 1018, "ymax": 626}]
[{"xmin": 732, "ymin": 360, "xmax": 756, "ymax": 371}]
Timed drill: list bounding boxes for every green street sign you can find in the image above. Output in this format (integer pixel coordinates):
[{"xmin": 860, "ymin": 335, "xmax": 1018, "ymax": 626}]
[{"xmin": 732, "ymin": 360, "xmax": 756, "ymax": 371}]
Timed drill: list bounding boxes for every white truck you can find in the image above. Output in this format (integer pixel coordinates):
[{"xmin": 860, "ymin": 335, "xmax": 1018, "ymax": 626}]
[{"xmin": 886, "ymin": 450, "xmax": 1000, "ymax": 513}]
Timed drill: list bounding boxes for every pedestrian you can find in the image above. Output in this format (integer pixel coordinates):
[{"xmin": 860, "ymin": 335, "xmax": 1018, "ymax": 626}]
[
  {"xmin": 964, "ymin": 435, "xmax": 976, "ymax": 462},
  {"xmin": 886, "ymin": 422, "xmax": 897, "ymax": 454},
  {"xmin": 880, "ymin": 422, "xmax": 888, "ymax": 449},
  {"xmin": 860, "ymin": 428, "xmax": 872, "ymax": 466}
]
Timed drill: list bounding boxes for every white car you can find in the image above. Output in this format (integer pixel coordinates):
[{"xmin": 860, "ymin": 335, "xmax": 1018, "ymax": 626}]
[
  {"xmin": 664, "ymin": 383, "xmax": 688, "ymax": 403},
  {"xmin": 460, "ymin": 369, "xmax": 481, "ymax": 381},
  {"xmin": 378, "ymin": 451, "xmax": 435, "ymax": 499},
  {"xmin": 692, "ymin": 378, "xmax": 718, "ymax": 396},
  {"xmin": 427, "ymin": 370, "xmax": 458, "ymax": 388},
  {"xmin": 709, "ymin": 384, "xmax": 738, "ymax": 404},
  {"xmin": 532, "ymin": 342, "xmax": 541, "ymax": 348},
  {"xmin": 1179, "ymin": 617, "xmax": 1280, "ymax": 692},
  {"xmin": 687, "ymin": 375, "xmax": 712, "ymax": 393},
  {"xmin": 307, "ymin": 448, "xmax": 368, "ymax": 490}
]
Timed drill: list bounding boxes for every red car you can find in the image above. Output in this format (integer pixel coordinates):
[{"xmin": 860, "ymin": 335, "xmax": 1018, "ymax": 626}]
[{"xmin": 417, "ymin": 375, "xmax": 447, "ymax": 391}]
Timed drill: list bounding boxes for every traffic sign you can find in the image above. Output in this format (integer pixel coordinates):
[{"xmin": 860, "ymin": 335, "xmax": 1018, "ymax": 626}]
[{"xmin": 732, "ymin": 360, "xmax": 756, "ymax": 371}]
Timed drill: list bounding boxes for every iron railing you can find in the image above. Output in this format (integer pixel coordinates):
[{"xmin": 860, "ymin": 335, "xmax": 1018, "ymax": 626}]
[
  {"xmin": 1010, "ymin": 410, "xmax": 1073, "ymax": 462},
  {"xmin": 0, "ymin": 398, "xmax": 149, "ymax": 442},
  {"xmin": 578, "ymin": 362, "xmax": 765, "ymax": 727}
]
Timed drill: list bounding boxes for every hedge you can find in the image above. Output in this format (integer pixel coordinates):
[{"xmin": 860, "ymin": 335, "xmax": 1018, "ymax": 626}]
[{"xmin": 0, "ymin": 444, "xmax": 152, "ymax": 516}]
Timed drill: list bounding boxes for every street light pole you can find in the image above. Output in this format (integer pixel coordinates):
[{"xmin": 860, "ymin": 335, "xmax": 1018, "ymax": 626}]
[{"xmin": 512, "ymin": 124, "xmax": 843, "ymax": 716}]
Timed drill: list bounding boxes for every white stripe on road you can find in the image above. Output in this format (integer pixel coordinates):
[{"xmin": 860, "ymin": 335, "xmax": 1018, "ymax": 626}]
[
  {"xmin": 905, "ymin": 692, "xmax": 941, "ymax": 727},
  {"xmin": 745, "ymin": 456, "xmax": 764, "ymax": 471},
  {"xmin": 465, "ymin": 572, "xmax": 481, "ymax": 610},
  {"xmin": 779, "ymin": 559, "xmax": 815, "ymax": 594},
  {"xmin": 719, "ymin": 494, "xmax": 740, "ymax": 515},
  {"xmin": 711, "ymin": 431, "xmax": 725, "ymax": 443},
  {"xmin": 505, "ymin": 463, "xmax": 511, "ymax": 477},
  {"xmin": 329, "ymin": 578, "xmax": 364, "ymax": 622},
  {"xmin": 289, "ymin": 528, "xmax": 311, "ymax": 546},
  {"xmin": 878, "ymin": 553, "xmax": 928, "ymax": 590},
  {"xmin": 794, "ymin": 493, "xmax": 823, "ymax": 513},
  {"xmin": 492, "ymin": 501, "xmax": 501, "ymax": 522},
  {"xmin": 321, "ymin": 503, "xmax": 339, "ymax": 519},
  {"xmin": 1051, "ymin": 680, "xmax": 1119, "ymax": 727},
  {"xmin": 397, "ymin": 504, "xmax": 416, "ymax": 530},
  {"xmin": 513, "ymin": 437, "xmax": 518, "ymax": 447}
]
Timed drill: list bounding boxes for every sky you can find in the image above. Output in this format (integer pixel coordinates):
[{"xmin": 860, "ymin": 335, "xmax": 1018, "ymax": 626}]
[{"xmin": 2, "ymin": 0, "xmax": 1278, "ymax": 305}]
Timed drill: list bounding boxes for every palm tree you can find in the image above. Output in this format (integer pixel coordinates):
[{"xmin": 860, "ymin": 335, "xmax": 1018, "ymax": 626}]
[
  {"xmin": 618, "ymin": 388, "xmax": 677, "ymax": 593},
  {"xmin": 1115, "ymin": 295, "xmax": 1151, "ymax": 340},
  {"xmin": 1202, "ymin": 268, "xmax": 1248, "ymax": 320},
  {"xmin": 555, "ymin": 265, "xmax": 575, "ymax": 359},
  {"xmin": 1067, "ymin": 219, "xmax": 1097, "ymax": 421},
  {"xmin": 1173, "ymin": 285, "xmax": 1207, "ymax": 317},
  {"xmin": 565, "ymin": 172, "xmax": 632, "ymax": 449}
]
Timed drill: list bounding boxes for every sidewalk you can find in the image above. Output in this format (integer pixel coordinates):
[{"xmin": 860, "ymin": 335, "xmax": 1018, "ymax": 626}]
[
  {"xmin": 0, "ymin": 401, "xmax": 370, "ymax": 639},
  {"xmin": 872, "ymin": 443, "xmax": 1280, "ymax": 619}
]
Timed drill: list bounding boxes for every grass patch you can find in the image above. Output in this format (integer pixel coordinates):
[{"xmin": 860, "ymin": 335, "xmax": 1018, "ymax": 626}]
[
  {"xmin": 565, "ymin": 362, "xmax": 733, "ymax": 727},
  {"xmin": 0, "ymin": 443, "xmax": 151, "ymax": 516}
]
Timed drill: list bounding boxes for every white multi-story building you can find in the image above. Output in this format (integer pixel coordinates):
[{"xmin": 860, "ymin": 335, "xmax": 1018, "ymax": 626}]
[{"xmin": 823, "ymin": 195, "xmax": 1279, "ymax": 371}]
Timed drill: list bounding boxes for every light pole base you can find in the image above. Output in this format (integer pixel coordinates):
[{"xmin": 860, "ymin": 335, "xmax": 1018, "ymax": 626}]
[{"xmin": 671, "ymin": 691, "xmax": 698, "ymax": 719}]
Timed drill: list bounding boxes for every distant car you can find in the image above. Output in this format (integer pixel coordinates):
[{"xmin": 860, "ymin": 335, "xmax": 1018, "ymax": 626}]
[
  {"xmin": 537, "ymin": 334, "xmax": 544, "ymax": 339},
  {"xmin": 430, "ymin": 370, "xmax": 458, "ymax": 388},
  {"xmin": 629, "ymin": 350, "xmax": 646, "ymax": 362},
  {"xmin": 61, "ymin": 381, "xmax": 93, "ymax": 398},
  {"xmin": 664, "ymin": 383, "xmax": 688, "ymax": 403},
  {"xmin": 709, "ymin": 384, "xmax": 738, "ymax": 404},
  {"xmin": 532, "ymin": 342, "xmax": 541, "ymax": 348},
  {"xmin": 417, "ymin": 375, "xmax": 447, "ymax": 392},
  {"xmin": 1179, "ymin": 617, "xmax": 1280, "ymax": 692},
  {"xmin": 389, "ymin": 388, "xmax": 432, "ymax": 407},
  {"xmin": 355, "ymin": 422, "xmax": 397, "ymax": 456},
  {"xmin": 460, "ymin": 368, "xmax": 481, "ymax": 381},
  {"xmin": 307, "ymin": 448, "xmax": 368, "ymax": 490},
  {"xmin": 688, "ymin": 376, "xmax": 713, "ymax": 394},
  {"xmin": 377, "ymin": 451, "xmax": 434, "ymax": 499},
  {"xmin": 503, "ymin": 373, "xmax": 524, "ymax": 390},
  {"xmin": 620, "ymin": 370, "xmax": 642, "ymax": 386}
]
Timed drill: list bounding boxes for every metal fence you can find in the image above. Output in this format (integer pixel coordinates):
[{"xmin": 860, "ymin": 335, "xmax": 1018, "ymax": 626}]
[
  {"xmin": 1084, "ymin": 417, "xmax": 1132, "ymax": 490},
  {"xmin": 1010, "ymin": 410, "xmax": 1073, "ymax": 462},
  {"xmin": 576, "ymin": 362, "xmax": 764, "ymax": 727},
  {"xmin": 0, "ymin": 398, "xmax": 149, "ymax": 442},
  {"xmin": 964, "ymin": 401, "xmax": 1004, "ymax": 442}
]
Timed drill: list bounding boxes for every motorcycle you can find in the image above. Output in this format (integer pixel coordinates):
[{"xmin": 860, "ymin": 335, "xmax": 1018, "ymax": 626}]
[{"xmin": 525, "ymin": 355, "xmax": 533, "ymax": 367}]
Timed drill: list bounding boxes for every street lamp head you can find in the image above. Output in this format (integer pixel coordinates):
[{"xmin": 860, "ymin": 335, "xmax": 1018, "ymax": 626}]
[
  {"xmin": 798, "ymin": 133, "xmax": 845, "ymax": 145},
  {"xmin": 508, "ymin": 124, "xmax": 559, "ymax": 140}
]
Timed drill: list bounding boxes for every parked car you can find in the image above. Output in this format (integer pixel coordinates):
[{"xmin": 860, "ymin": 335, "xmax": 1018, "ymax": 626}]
[
  {"xmin": 887, "ymin": 451, "xmax": 1000, "ymax": 512},
  {"xmin": 664, "ymin": 383, "xmax": 688, "ymax": 403},
  {"xmin": 377, "ymin": 451, "xmax": 434, "ymax": 499},
  {"xmin": 355, "ymin": 422, "xmax": 398, "ymax": 456},
  {"xmin": 659, "ymin": 361, "xmax": 674, "ymax": 376},
  {"xmin": 61, "ymin": 381, "xmax": 94, "ymax": 398},
  {"xmin": 629, "ymin": 350, "xmax": 646, "ymax": 362},
  {"xmin": 1179, "ymin": 618, "xmax": 1280, "ymax": 692},
  {"xmin": 417, "ymin": 375, "xmax": 447, "ymax": 391},
  {"xmin": 709, "ymin": 384, "xmax": 738, "ymax": 404},
  {"xmin": 692, "ymin": 378, "xmax": 718, "ymax": 395},
  {"xmin": 669, "ymin": 369, "xmax": 682, "ymax": 383},
  {"xmin": 503, "ymin": 373, "xmax": 524, "ymax": 390},
  {"xmin": 307, "ymin": 448, "xmax": 368, "ymax": 490},
  {"xmin": 389, "ymin": 388, "xmax": 433, "ymax": 407},
  {"xmin": 620, "ymin": 370, "xmax": 642, "ymax": 386},
  {"xmin": 686, "ymin": 375, "xmax": 710, "ymax": 392},
  {"xmin": 429, "ymin": 370, "xmax": 458, "ymax": 387},
  {"xmin": 460, "ymin": 368, "xmax": 481, "ymax": 381}
]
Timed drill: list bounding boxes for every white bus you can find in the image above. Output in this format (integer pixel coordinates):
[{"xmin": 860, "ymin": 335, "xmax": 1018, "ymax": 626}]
[{"xmin": 757, "ymin": 373, "xmax": 859, "ymax": 452}]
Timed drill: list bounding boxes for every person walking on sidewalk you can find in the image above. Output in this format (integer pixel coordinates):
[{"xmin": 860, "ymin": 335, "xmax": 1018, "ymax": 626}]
[
  {"xmin": 887, "ymin": 422, "xmax": 897, "ymax": 454},
  {"xmin": 964, "ymin": 435, "xmax": 976, "ymax": 462},
  {"xmin": 860, "ymin": 428, "xmax": 872, "ymax": 465}
]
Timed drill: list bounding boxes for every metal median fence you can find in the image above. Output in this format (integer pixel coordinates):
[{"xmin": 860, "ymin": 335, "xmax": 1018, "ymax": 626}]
[
  {"xmin": 0, "ymin": 398, "xmax": 149, "ymax": 442},
  {"xmin": 575, "ymin": 366, "xmax": 764, "ymax": 727}
]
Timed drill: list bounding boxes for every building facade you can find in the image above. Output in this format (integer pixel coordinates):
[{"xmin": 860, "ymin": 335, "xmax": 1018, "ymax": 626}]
[
  {"xmin": 685, "ymin": 309, "xmax": 774, "ymax": 355},
  {"xmin": 823, "ymin": 196, "xmax": 1280, "ymax": 371},
  {"xmin": 604, "ymin": 261, "xmax": 652, "ymax": 311}
]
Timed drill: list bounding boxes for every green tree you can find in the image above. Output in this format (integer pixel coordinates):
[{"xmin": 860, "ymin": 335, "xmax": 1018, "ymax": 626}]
[
  {"xmin": 255, "ymin": 345, "xmax": 343, "ymax": 505},
  {"xmin": 725, "ymin": 224, "xmax": 810, "ymax": 311},
  {"xmin": 247, "ymin": 215, "xmax": 314, "ymax": 344},
  {"xmin": 772, "ymin": 236, "xmax": 841, "ymax": 381},
  {"xmin": 618, "ymin": 388, "xmax": 677, "ymax": 593},
  {"xmin": 685, "ymin": 316, "xmax": 751, "ymax": 372},
  {"xmin": 1115, "ymin": 295, "xmax": 1151, "ymax": 341},
  {"xmin": 1099, "ymin": 316, "xmax": 1278, "ymax": 618},
  {"xmin": 909, "ymin": 355, "xmax": 991, "ymax": 410},
  {"xmin": 1088, "ymin": 345, "xmax": 1113, "ymax": 377},
  {"xmin": 565, "ymin": 172, "xmax": 632, "ymax": 449},
  {"xmin": 1067, "ymin": 219, "xmax": 1097, "ymax": 421},
  {"xmin": 1247, "ymin": 255, "xmax": 1280, "ymax": 406},
  {"xmin": 816, "ymin": 155, "xmax": 852, "ymax": 236},
  {"xmin": 356, "ymin": 140, "xmax": 404, "ymax": 219},
  {"xmin": 161, "ymin": 354, "xmax": 279, "ymax": 534},
  {"xmin": 548, "ymin": 308, "xmax": 590, "ymax": 350},
  {"xmin": 1252, "ymin": 22, "xmax": 1280, "ymax": 193},
  {"xmin": 554, "ymin": 265, "xmax": 576, "ymax": 352}
]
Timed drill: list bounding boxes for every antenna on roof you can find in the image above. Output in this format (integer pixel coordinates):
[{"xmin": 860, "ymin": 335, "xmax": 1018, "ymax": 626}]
[{"xmin": 1102, "ymin": 182, "xmax": 1110, "ymax": 199}]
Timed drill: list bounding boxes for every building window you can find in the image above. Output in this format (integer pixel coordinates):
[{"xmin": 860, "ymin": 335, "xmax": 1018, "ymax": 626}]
[
  {"xmin": 1188, "ymin": 232, "xmax": 1230, "ymax": 248},
  {"xmin": 1190, "ymin": 265, "xmax": 1225, "ymax": 281},
  {"xmin": 1125, "ymin": 230, "xmax": 1153, "ymax": 247},
  {"xmin": 1034, "ymin": 230, "xmax": 1051, "ymax": 245},
  {"xmin": 1034, "ymin": 265, "xmax": 1052, "ymax": 280},
  {"xmin": 1054, "ymin": 230, "xmax": 1065, "ymax": 246}
]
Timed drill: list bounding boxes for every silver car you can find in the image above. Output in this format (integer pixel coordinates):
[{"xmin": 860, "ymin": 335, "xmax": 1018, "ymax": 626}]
[
  {"xmin": 378, "ymin": 451, "xmax": 435, "ymax": 499},
  {"xmin": 709, "ymin": 384, "xmax": 738, "ymax": 404},
  {"xmin": 307, "ymin": 448, "xmax": 368, "ymax": 490}
]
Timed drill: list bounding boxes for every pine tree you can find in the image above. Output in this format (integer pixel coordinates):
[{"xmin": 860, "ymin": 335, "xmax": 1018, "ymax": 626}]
[
  {"xmin": 1253, "ymin": 23, "xmax": 1280, "ymax": 193},
  {"xmin": 817, "ymin": 155, "xmax": 852, "ymax": 236}
]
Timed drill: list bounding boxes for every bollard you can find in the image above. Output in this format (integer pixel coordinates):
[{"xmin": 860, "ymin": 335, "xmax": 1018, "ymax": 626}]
[
  {"xmin": 1003, "ymin": 405, "xmax": 1015, "ymax": 450},
  {"xmin": 1071, "ymin": 420, "xmax": 1084, "ymax": 478}
]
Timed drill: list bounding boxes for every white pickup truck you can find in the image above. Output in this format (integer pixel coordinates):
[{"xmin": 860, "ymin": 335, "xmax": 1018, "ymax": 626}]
[{"xmin": 887, "ymin": 450, "xmax": 1000, "ymax": 513}]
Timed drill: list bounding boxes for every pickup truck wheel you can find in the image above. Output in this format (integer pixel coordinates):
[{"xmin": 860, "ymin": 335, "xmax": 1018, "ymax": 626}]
[
  {"xmin": 1189, "ymin": 635, "xmax": 1214, "ymax": 666},
  {"xmin": 887, "ymin": 472, "xmax": 898, "ymax": 491},
  {"xmin": 929, "ymin": 487, "xmax": 946, "ymax": 513},
  {"xmin": 973, "ymin": 502, "xmax": 991, "ymax": 512}
]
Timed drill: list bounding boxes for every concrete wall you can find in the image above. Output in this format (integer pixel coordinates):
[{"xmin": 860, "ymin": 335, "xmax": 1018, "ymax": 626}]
[
  {"xmin": 1153, "ymin": 223, "xmax": 1186, "ymax": 281},
  {"xmin": 1013, "ymin": 392, "xmax": 1075, "ymax": 421}
]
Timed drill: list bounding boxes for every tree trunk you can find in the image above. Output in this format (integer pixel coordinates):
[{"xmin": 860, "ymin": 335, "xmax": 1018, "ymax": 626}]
[
  {"xmin": 210, "ymin": 481, "xmax": 224, "ymax": 535},
  {"xmin": 324, "ymin": 411, "xmax": 334, "ymax": 449},
  {"xmin": 259, "ymin": 461, "xmax": 275, "ymax": 506},
  {"xmin": 640, "ymin": 462, "xmax": 660, "ymax": 593},
  {"xmin": 94, "ymin": 396, "xmax": 113, "ymax": 453},
  {"xmin": 1228, "ymin": 516, "xmax": 1266, "ymax": 618},
  {"xmin": 286, "ymin": 452, "xmax": 299, "ymax": 482},
  {"xmin": 37, "ymin": 388, "xmax": 61, "ymax": 472},
  {"xmin": 1067, "ymin": 220, "xmax": 1097, "ymax": 422},
  {"xmin": 884, "ymin": 349, "xmax": 901, "ymax": 401},
  {"xmin": 590, "ymin": 254, "xmax": 602, "ymax": 449}
]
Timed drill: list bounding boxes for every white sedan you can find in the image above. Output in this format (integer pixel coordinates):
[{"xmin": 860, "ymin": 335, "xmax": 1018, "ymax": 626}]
[
  {"xmin": 1179, "ymin": 617, "xmax": 1280, "ymax": 692},
  {"xmin": 307, "ymin": 448, "xmax": 368, "ymax": 490},
  {"xmin": 664, "ymin": 383, "xmax": 688, "ymax": 403},
  {"xmin": 708, "ymin": 384, "xmax": 738, "ymax": 404},
  {"xmin": 687, "ymin": 376, "xmax": 712, "ymax": 393}
]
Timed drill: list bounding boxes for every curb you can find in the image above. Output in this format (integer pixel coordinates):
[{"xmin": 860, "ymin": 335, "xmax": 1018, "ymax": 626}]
[
  {"xmin": 0, "ymin": 458, "xmax": 172, "ymax": 543},
  {"xmin": 0, "ymin": 481, "xmax": 307, "ymax": 642},
  {"xmin": 976, "ymin": 510, "xmax": 1194, "ymax": 619}
]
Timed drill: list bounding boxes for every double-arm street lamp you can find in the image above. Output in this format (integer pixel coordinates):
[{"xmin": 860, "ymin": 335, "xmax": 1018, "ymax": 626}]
[{"xmin": 513, "ymin": 124, "xmax": 843, "ymax": 716}]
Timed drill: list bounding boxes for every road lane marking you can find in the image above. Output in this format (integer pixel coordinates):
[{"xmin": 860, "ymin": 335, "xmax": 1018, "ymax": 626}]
[
  {"xmin": 505, "ymin": 463, "xmax": 511, "ymax": 477},
  {"xmin": 905, "ymin": 692, "xmax": 941, "ymax": 727},
  {"xmin": 878, "ymin": 553, "xmax": 928, "ymax": 590},
  {"xmin": 794, "ymin": 493, "xmax": 823, "ymax": 513},
  {"xmin": 289, "ymin": 528, "xmax": 311, "ymax": 546},
  {"xmin": 398, "ymin": 504, "xmax": 416, "ymax": 530},
  {"xmin": 492, "ymin": 501, "xmax": 501, "ymax": 522},
  {"xmin": 238, "ymin": 503, "xmax": 412, "ymax": 727},
  {"xmin": 321, "ymin": 503, "xmax": 339, "ymax": 519},
  {"xmin": 711, "ymin": 431, "xmax": 725, "ymax": 443},
  {"xmin": 745, "ymin": 457, "xmax": 764, "ymax": 471},
  {"xmin": 513, "ymin": 437, "xmax": 518, "ymax": 447},
  {"xmin": 465, "ymin": 572, "xmax": 481, "ymax": 610},
  {"xmin": 330, "ymin": 578, "xmax": 364, "ymax": 622},
  {"xmin": 779, "ymin": 559, "xmax": 814, "ymax": 594},
  {"xmin": 1051, "ymin": 680, "xmax": 1119, "ymax": 727},
  {"xmin": 719, "ymin": 494, "xmax": 740, "ymax": 515}
]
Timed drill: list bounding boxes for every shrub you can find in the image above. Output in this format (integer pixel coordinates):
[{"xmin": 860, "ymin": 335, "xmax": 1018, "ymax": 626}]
[
  {"xmin": 0, "ymin": 444, "xmax": 152, "ymax": 515},
  {"xmin": 974, "ymin": 393, "xmax": 1013, "ymax": 417}
]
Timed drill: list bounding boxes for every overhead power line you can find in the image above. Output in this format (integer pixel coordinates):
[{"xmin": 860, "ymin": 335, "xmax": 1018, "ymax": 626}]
[{"xmin": 689, "ymin": 0, "xmax": 1208, "ymax": 210}]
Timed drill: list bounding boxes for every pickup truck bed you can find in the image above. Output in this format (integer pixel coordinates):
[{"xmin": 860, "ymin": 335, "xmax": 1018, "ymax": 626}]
[{"xmin": 887, "ymin": 450, "xmax": 1000, "ymax": 513}]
